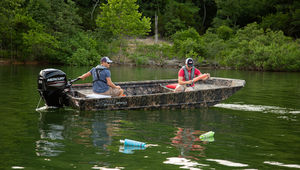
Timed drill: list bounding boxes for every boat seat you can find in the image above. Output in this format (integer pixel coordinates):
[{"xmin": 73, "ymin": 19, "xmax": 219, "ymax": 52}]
[{"xmin": 86, "ymin": 94, "xmax": 111, "ymax": 99}]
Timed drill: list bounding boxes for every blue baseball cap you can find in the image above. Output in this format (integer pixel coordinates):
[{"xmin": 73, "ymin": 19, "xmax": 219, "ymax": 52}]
[{"xmin": 101, "ymin": 56, "xmax": 113, "ymax": 63}]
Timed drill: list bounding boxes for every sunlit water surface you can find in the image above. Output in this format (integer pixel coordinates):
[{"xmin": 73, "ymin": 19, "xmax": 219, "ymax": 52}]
[{"xmin": 0, "ymin": 65, "xmax": 300, "ymax": 170}]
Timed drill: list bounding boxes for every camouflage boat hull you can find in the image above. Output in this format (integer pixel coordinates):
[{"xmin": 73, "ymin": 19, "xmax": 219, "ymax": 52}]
[{"xmin": 66, "ymin": 77, "xmax": 245, "ymax": 111}]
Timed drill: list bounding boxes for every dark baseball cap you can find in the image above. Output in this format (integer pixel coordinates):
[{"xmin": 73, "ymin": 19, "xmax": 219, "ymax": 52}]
[
  {"xmin": 101, "ymin": 56, "xmax": 113, "ymax": 63},
  {"xmin": 185, "ymin": 58, "xmax": 194, "ymax": 67}
]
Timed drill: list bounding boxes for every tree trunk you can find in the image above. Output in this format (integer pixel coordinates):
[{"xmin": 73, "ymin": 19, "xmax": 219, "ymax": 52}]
[
  {"xmin": 10, "ymin": 27, "xmax": 13, "ymax": 62},
  {"xmin": 119, "ymin": 42, "xmax": 122, "ymax": 63},
  {"xmin": 202, "ymin": 0, "xmax": 206, "ymax": 28},
  {"xmin": 155, "ymin": 12, "xmax": 158, "ymax": 44},
  {"xmin": 91, "ymin": 0, "xmax": 100, "ymax": 20}
]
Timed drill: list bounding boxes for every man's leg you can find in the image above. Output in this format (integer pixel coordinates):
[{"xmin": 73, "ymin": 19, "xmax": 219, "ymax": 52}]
[
  {"xmin": 174, "ymin": 85, "xmax": 185, "ymax": 92},
  {"xmin": 185, "ymin": 87, "xmax": 194, "ymax": 92},
  {"xmin": 111, "ymin": 88, "xmax": 124, "ymax": 97}
]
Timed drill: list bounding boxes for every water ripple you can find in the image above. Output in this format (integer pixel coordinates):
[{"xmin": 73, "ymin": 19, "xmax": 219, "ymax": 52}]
[
  {"xmin": 264, "ymin": 161, "xmax": 300, "ymax": 168},
  {"xmin": 91, "ymin": 166, "xmax": 124, "ymax": 170},
  {"xmin": 214, "ymin": 103, "xmax": 300, "ymax": 114},
  {"xmin": 206, "ymin": 159, "xmax": 248, "ymax": 167},
  {"xmin": 11, "ymin": 166, "xmax": 25, "ymax": 169},
  {"xmin": 163, "ymin": 157, "xmax": 209, "ymax": 169}
]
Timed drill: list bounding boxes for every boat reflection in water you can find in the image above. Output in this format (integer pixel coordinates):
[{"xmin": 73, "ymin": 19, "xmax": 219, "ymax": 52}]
[
  {"xmin": 35, "ymin": 112, "xmax": 66, "ymax": 157},
  {"xmin": 35, "ymin": 111, "xmax": 121, "ymax": 157}
]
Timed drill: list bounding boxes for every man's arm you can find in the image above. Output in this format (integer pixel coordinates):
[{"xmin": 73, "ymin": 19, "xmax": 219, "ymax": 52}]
[
  {"xmin": 193, "ymin": 73, "xmax": 210, "ymax": 82},
  {"xmin": 78, "ymin": 72, "xmax": 91, "ymax": 80},
  {"xmin": 178, "ymin": 76, "xmax": 193, "ymax": 85},
  {"xmin": 106, "ymin": 77, "xmax": 121, "ymax": 89}
]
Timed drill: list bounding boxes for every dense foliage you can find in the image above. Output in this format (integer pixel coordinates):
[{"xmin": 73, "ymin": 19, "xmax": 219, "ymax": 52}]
[
  {"xmin": 0, "ymin": 0, "xmax": 299, "ymax": 71},
  {"xmin": 170, "ymin": 23, "xmax": 300, "ymax": 71}
]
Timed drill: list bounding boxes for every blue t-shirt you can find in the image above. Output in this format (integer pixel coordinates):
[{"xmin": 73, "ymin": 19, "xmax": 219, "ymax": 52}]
[{"xmin": 89, "ymin": 65, "xmax": 111, "ymax": 93}]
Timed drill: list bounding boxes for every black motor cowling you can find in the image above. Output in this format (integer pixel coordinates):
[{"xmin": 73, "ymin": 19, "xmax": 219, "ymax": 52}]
[{"xmin": 38, "ymin": 69, "xmax": 67, "ymax": 107}]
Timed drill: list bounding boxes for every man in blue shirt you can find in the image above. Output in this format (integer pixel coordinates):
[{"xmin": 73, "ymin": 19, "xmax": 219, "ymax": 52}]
[{"xmin": 78, "ymin": 57, "xmax": 124, "ymax": 97}]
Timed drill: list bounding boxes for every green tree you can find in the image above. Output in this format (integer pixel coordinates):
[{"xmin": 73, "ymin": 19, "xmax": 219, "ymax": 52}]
[
  {"xmin": 260, "ymin": 1, "xmax": 300, "ymax": 37},
  {"xmin": 194, "ymin": 0, "xmax": 217, "ymax": 33},
  {"xmin": 216, "ymin": 25, "xmax": 233, "ymax": 40},
  {"xmin": 136, "ymin": 0, "xmax": 167, "ymax": 35},
  {"xmin": 73, "ymin": 0, "xmax": 102, "ymax": 30},
  {"xmin": 171, "ymin": 28, "xmax": 204, "ymax": 59},
  {"xmin": 213, "ymin": 0, "xmax": 299, "ymax": 38},
  {"xmin": 96, "ymin": 0, "xmax": 151, "ymax": 61},
  {"xmin": 27, "ymin": 0, "xmax": 86, "ymax": 63},
  {"xmin": 97, "ymin": 0, "xmax": 151, "ymax": 38},
  {"xmin": 163, "ymin": 0, "xmax": 200, "ymax": 37},
  {"xmin": 0, "ymin": 0, "xmax": 24, "ymax": 59},
  {"xmin": 27, "ymin": 0, "xmax": 82, "ymax": 37},
  {"xmin": 137, "ymin": 0, "xmax": 217, "ymax": 35},
  {"xmin": 15, "ymin": 13, "xmax": 58, "ymax": 61},
  {"xmin": 220, "ymin": 23, "xmax": 300, "ymax": 71}
]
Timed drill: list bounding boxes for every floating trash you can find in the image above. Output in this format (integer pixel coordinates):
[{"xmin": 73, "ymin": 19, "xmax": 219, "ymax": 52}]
[
  {"xmin": 119, "ymin": 139, "xmax": 147, "ymax": 154},
  {"xmin": 200, "ymin": 131, "xmax": 215, "ymax": 141},
  {"xmin": 120, "ymin": 139, "xmax": 146, "ymax": 147},
  {"xmin": 201, "ymin": 136, "xmax": 215, "ymax": 142},
  {"xmin": 119, "ymin": 145, "xmax": 146, "ymax": 154}
]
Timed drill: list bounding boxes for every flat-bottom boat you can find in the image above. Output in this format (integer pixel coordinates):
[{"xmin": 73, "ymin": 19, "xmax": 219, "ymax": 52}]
[{"xmin": 37, "ymin": 69, "xmax": 245, "ymax": 111}]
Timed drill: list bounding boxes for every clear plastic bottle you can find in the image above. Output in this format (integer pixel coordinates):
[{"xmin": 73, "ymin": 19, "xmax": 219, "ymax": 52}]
[{"xmin": 200, "ymin": 131, "xmax": 215, "ymax": 140}]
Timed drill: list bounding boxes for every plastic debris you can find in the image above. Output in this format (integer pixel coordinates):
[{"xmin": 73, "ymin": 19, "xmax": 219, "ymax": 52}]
[
  {"xmin": 199, "ymin": 131, "xmax": 215, "ymax": 140},
  {"xmin": 120, "ymin": 139, "xmax": 146, "ymax": 147},
  {"xmin": 200, "ymin": 136, "xmax": 215, "ymax": 142},
  {"xmin": 119, "ymin": 145, "xmax": 146, "ymax": 154}
]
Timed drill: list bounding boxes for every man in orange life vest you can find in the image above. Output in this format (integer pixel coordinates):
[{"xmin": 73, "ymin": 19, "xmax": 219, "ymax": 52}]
[{"xmin": 174, "ymin": 58, "xmax": 210, "ymax": 92}]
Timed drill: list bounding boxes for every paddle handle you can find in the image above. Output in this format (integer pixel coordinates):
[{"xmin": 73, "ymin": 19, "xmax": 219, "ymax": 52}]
[
  {"xmin": 70, "ymin": 77, "xmax": 80, "ymax": 83},
  {"xmin": 65, "ymin": 78, "xmax": 80, "ymax": 88},
  {"xmin": 193, "ymin": 73, "xmax": 209, "ymax": 82}
]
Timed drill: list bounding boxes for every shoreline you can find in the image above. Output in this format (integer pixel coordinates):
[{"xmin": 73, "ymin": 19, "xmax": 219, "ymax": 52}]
[
  {"xmin": 0, "ymin": 58, "xmax": 222, "ymax": 69},
  {"xmin": 0, "ymin": 58, "xmax": 42, "ymax": 65},
  {"xmin": 4, "ymin": 58, "xmax": 283, "ymax": 71}
]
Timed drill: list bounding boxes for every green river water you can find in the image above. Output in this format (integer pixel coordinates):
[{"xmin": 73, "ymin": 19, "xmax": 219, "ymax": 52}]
[{"xmin": 0, "ymin": 65, "xmax": 300, "ymax": 170}]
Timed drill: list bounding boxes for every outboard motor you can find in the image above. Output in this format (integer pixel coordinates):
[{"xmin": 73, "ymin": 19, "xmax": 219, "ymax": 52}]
[{"xmin": 38, "ymin": 69, "xmax": 68, "ymax": 107}]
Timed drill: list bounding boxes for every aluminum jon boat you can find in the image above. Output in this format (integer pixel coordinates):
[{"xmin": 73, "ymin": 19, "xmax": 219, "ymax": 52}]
[{"xmin": 66, "ymin": 77, "xmax": 246, "ymax": 111}]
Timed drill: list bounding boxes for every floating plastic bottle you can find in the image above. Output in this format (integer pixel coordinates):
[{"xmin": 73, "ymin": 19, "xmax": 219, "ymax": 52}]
[
  {"xmin": 120, "ymin": 139, "xmax": 146, "ymax": 148},
  {"xmin": 119, "ymin": 145, "xmax": 146, "ymax": 154},
  {"xmin": 199, "ymin": 131, "xmax": 215, "ymax": 140},
  {"xmin": 201, "ymin": 136, "xmax": 215, "ymax": 142}
]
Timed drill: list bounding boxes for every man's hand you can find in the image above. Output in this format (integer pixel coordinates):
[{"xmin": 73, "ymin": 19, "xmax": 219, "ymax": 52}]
[
  {"xmin": 206, "ymin": 73, "xmax": 210, "ymax": 78},
  {"xmin": 203, "ymin": 73, "xmax": 210, "ymax": 80},
  {"xmin": 186, "ymin": 80, "xmax": 193, "ymax": 84}
]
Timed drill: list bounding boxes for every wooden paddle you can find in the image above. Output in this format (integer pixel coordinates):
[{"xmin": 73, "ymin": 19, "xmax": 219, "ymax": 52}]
[{"xmin": 193, "ymin": 73, "xmax": 209, "ymax": 82}]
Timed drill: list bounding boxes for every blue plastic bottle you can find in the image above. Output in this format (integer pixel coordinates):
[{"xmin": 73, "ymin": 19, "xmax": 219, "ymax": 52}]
[
  {"xmin": 119, "ymin": 145, "xmax": 146, "ymax": 154},
  {"xmin": 120, "ymin": 139, "xmax": 146, "ymax": 147}
]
